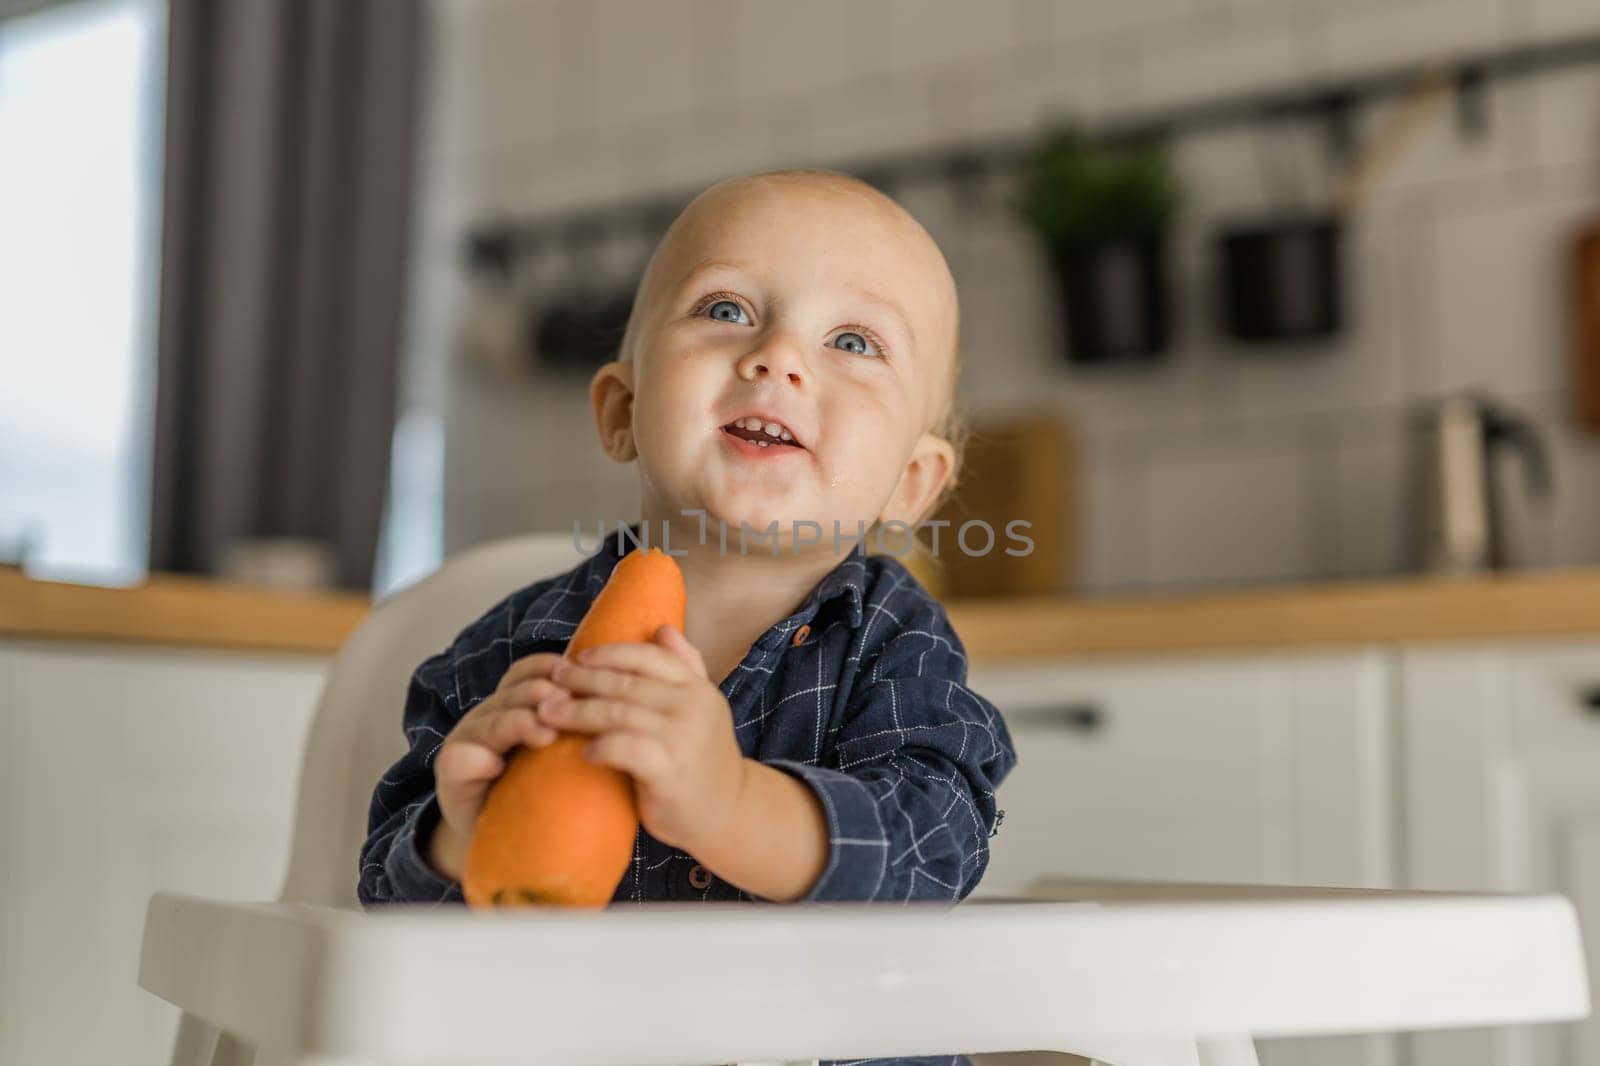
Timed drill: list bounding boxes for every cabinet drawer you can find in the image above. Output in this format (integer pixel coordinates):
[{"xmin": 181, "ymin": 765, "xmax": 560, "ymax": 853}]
[
  {"xmin": 1401, "ymin": 637, "xmax": 1600, "ymax": 1066},
  {"xmin": 1503, "ymin": 640, "xmax": 1600, "ymax": 756},
  {"xmin": 969, "ymin": 651, "xmax": 1393, "ymax": 894}
]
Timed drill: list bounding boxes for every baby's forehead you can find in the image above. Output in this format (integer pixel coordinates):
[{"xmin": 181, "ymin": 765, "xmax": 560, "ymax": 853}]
[
  {"xmin": 660, "ymin": 175, "xmax": 958, "ymax": 341},
  {"xmin": 688, "ymin": 175, "xmax": 931, "ymax": 265}
]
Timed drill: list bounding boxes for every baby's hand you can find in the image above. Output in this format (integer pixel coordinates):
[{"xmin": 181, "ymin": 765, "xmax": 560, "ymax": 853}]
[
  {"xmin": 536, "ymin": 625, "xmax": 746, "ymax": 855},
  {"xmin": 427, "ymin": 652, "xmax": 565, "ymax": 880}
]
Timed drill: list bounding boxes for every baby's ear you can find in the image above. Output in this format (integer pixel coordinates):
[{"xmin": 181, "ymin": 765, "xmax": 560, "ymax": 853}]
[
  {"xmin": 880, "ymin": 432, "xmax": 955, "ymax": 528},
  {"xmin": 590, "ymin": 360, "xmax": 637, "ymax": 462}
]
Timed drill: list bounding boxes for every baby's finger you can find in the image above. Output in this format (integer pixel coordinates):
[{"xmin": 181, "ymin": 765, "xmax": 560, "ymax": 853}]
[
  {"xmin": 654, "ymin": 624, "xmax": 710, "ymax": 678},
  {"xmin": 552, "ymin": 661, "xmax": 677, "ymax": 711},
  {"xmin": 520, "ymin": 718, "xmax": 559, "ymax": 750},
  {"xmin": 582, "ymin": 731, "xmax": 671, "ymax": 783},
  {"xmin": 434, "ymin": 739, "xmax": 503, "ymax": 792},
  {"xmin": 537, "ymin": 693, "xmax": 662, "ymax": 737},
  {"xmin": 497, "ymin": 677, "xmax": 562, "ymax": 710},
  {"xmin": 460, "ymin": 706, "xmax": 547, "ymax": 754},
  {"xmin": 459, "ymin": 709, "xmax": 559, "ymax": 762},
  {"xmin": 496, "ymin": 652, "xmax": 565, "ymax": 692},
  {"xmin": 572, "ymin": 640, "xmax": 698, "ymax": 684}
]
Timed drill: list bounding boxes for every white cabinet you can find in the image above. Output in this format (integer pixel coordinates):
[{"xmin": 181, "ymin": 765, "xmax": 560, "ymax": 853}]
[
  {"xmin": 5, "ymin": 625, "xmax": 1595, "ymax": 1066},
  {"xmin": 0, "ymin": 640, "xmax": 327, "ymax": 1066},
  {"xmin": 971, "ymin": 649, "xmax": 1396, "ymax": 893},
  {"xmin": 971, "ymin": 649, "xmax": 1400, "ymax": 1066},
  {"xmin": 1402, "ymin": 638, "xmax": 1600, "ymax": 1066}
]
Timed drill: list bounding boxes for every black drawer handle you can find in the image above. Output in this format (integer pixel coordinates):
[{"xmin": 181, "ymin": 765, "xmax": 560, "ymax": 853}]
[
  {"xmin": 1580, "ymin": 685, "xmax": 1600, "ymax": 716},
  {"xmin": 1037, "ymin": 704, "xmax": 1106, "ymax": 733}
]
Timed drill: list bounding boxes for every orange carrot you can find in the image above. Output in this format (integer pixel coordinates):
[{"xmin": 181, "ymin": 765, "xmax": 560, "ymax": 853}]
[{"xmin": 462, "ymin": 546, "xmax": 686, "ymax": 909}]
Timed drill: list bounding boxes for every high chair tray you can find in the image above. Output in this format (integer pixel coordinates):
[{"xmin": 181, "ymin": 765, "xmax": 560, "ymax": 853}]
[{"xmin": 138, "ymin": 880, "xmax": 1590, "ymax": 1065}]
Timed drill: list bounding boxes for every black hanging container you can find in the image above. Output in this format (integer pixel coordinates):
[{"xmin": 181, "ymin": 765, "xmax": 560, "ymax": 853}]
[
  {"xmin": 1217, "ymin": 213, "xmax": 1342, "ymax": 343},
  {"xmin": 1049, "ymin": 235, "xmax": 1170, "ymax": 364},
  {"xmin": 532, "ymin": 287, "xmax": 634, "ymax": 369}
]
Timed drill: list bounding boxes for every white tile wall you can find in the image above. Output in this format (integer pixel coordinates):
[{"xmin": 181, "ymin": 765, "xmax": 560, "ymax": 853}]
[
  {"xmin": 1134, "ymin": 4, "xmax": 1302, "ymax": 114},
  {"xmin": 1044, "ymin": 0, "xmax": 1206, "ymax": 46},
  {"xmin": 729, "ymin": 1, "xmax": 873, "ymax": 104},
  {"xmin": 1079, "ymin": 437, "xmax": 1152, "ymax": 592},
  {"xmin": 1145, "ymin": 429, "xmax": 1323, "ymax": 585},
  {"xmin": 1315, "ymin": 0, "xmax": 1510, "ymax": 80},
  {"xmin": 589, "ymin": 2, "xmax": 705, "ymax": 131},
  {"xmin": 973, "ymin": 55, "xmax": 1109, "ymax": 138},
  {"xmin": 1332, "ymin": 409, "xmax": 1417, "ymax": 577},
  {"xmin": 418, "ymin": 0, "xmax": 1600, "ymax": 588},
  {"xmin": 1425, "ymin": 170, "xmax": 1599, "ymax": 398},
  {"xmin": 868, "ymin": 0, "xmax": 1034, "ymax": 79},
  {"xmin": 1532, "ymin": 66, "xmax": 1600, "ymax": 169},
  {"xmin": 427, "ymin": 0, "xmax": 561, "ymax": 167},
  {"xmin": 1528, "ymin": 0, "xmax": 1600, "ymax": 41}
]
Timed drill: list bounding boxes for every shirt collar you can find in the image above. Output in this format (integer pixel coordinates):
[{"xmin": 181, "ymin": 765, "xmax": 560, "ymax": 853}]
[
  {"xmin": 512, "ymin": 522, "xmax": 869, "ymax": 649},
  {"xmin": 792, "ymin": 541, "xmax": 868, "ymax": 630}
]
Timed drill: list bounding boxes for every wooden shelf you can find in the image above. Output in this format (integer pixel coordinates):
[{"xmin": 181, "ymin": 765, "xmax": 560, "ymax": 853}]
[
  {"xmin": 6, "ymin": 566, "xmax": 1600, "ymax": 660},
  {"xmin": 950, "ymin": 567, "xmax": 1600, "ymax": 662},
  {"xmin": 0, "ymin": 569, "xmax": 369, "ymax": 657}
]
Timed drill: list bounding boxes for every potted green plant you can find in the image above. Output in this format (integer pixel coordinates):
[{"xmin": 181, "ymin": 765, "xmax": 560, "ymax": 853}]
[{"xmin": 1011, "ymin": 126, "xmax": 1180, "ymax": 364}]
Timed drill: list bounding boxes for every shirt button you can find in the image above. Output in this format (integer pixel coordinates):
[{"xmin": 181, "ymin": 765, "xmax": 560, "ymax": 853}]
[
  {"xmin": 791, "ymin": 623, "xmax": 811, "ymax": 647},
  {"xmin": 688, "ymin": 864, "xmax": 713, "ymax": 890}
]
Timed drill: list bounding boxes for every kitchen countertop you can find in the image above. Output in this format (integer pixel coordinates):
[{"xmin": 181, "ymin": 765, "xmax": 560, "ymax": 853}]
[
  {"xmin": 0, "ymin": 568, "xmax": 370, "ymax": 657},
  {"xmin": 8, "ymin": 565, "xmax": 1600, "ymax": 661}
]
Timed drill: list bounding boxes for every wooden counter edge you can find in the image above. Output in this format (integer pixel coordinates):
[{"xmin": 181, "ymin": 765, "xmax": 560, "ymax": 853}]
[
  {"xmin": 949, "ymin": 566, "xmax": 1600, "ymax": 661},
  {"xmin": 0, "ymin": 568, "xmax": 370, "ymax": 657},
  {"xmin": 5, "ymin": 566, "xmax": 1600, "ymax": 659}
]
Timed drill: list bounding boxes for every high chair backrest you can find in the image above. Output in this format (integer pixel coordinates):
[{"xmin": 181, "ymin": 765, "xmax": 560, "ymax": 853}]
[{"xmin": 276, "ymin": 532, "xmax": 586, "ymax": 906}]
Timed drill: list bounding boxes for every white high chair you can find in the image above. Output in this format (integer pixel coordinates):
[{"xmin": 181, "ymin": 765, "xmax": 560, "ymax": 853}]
[
  {"xmin": 139, "ymin": 533, "xmax": 1592, "ymax": 1066},
  {"xmin": 157, "ymin": 531, "xmax": 591, "ymax": 1066}
]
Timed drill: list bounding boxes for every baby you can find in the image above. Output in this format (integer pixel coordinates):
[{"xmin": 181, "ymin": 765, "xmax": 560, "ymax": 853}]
[{"xmin": 360, "ymin": 169, "xmax": 1017, "ymax": 923}]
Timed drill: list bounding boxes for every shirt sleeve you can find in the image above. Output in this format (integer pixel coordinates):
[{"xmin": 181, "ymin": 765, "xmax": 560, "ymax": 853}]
[
  {"xmin": 767, "ymin": 600, "xmax": 1018, "ymax": 904},
  {"xmin": 357, "ymin": 594, "xmax": 523, "ymax": 908}
]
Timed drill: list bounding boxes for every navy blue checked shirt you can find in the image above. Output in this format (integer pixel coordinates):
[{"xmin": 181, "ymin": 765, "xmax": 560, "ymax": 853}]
[{"xmin": 358, "ymin": 525, "xmax": 1019, "ymax": 1061}]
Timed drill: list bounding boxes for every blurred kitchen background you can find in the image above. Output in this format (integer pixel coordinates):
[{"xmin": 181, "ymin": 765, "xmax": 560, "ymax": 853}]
[
  {"xmin": 12, "ymin": 5, "xmax": 1600, "ymax": 1066},
  {"xmin": 5, "ymin": 0, "xmax": 1600, "ymax": 600}
]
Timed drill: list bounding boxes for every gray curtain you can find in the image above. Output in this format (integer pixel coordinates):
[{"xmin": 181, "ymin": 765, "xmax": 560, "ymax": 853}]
[{"xmin": 149, "ymin": 0, "xmax": 424, "ymax": 589}]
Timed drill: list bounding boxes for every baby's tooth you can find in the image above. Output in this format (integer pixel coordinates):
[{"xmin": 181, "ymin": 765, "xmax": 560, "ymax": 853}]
[
  {"xmin": 757, "ymin": 439, "xmax": 770, "ymax": 447},
  {"xmin": 763, "ymin": 421, "xmax": 782, "ymax": 437},
  {"xmin": 779, "ymin": 428, "xmax": 793, "ymax": 441}
]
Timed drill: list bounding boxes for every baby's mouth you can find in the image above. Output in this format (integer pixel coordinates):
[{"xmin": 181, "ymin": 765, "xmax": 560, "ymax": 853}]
[{"xmin": 721, "ymin": 416, "xmax": 805, "ymax": 450}]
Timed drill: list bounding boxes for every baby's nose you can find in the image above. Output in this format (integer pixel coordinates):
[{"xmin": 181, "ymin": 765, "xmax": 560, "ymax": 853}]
[
  {"xmin": 740, "ymin": 343, "xmax": 805, "ymax": 385},
  {"xmin": 752, "ymin": 359, "xmax": 803, "ymax": 386}
]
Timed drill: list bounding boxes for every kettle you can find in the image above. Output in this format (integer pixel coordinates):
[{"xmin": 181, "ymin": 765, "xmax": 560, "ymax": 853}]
[{"xmin": 1411, "ymin": 392, "xmax": 1554, "ymax": 574}]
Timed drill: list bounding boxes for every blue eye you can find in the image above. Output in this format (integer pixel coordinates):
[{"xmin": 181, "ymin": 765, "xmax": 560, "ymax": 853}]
[
  {"xmin": 699, "ymin": 293, "xmax": 887, "ymax": 359},
  {"xmin": 831, "ymin": 330, "xmax": 881, "ymax": 358},
  {"xmin": 705, "ymin": 298, "xmax": 748, "ymax": 324}
]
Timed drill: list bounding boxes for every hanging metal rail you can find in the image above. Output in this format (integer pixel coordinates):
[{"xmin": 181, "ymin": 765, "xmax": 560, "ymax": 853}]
[{"xmin": 464, "ymin": 29, "xmax": 1600, "ymax": 275}]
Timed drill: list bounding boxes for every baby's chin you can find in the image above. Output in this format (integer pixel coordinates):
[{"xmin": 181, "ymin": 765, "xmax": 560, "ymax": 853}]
[
  {"xmin": 697, "ymin": 495, "xmax": 814, "ymax": 539},
  {"xmin": 667, "ymin": 486, "xmax": 831, "ymax": 543},
  {"xmin": 650, "ymin": 458, "xmax": 868, "ymax": 545}
]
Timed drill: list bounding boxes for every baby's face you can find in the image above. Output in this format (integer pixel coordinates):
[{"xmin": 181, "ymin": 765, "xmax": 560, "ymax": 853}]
[{"xmin": 602, "ymin": 176, "xmax": 958, "ymax": 543}]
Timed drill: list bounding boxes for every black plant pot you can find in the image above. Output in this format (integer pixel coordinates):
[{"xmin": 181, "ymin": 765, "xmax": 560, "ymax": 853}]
[
  {"xmin": 1218, "ymin": 213, "xmax": 1342, "ymax": 344},
  {"xmin": 1048, "ymin": 236, "xmax": 1170, "ymax": 365}
]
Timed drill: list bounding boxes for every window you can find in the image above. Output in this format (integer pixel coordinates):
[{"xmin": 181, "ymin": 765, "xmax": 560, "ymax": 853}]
[{"xmin": 0, "ymin": 0, "xmax": 166, "ymax": 585}]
